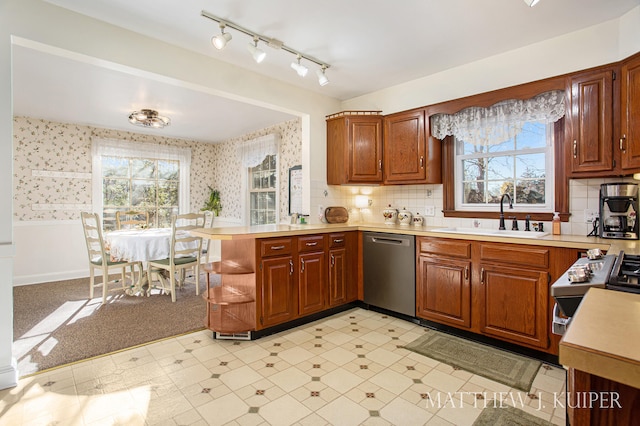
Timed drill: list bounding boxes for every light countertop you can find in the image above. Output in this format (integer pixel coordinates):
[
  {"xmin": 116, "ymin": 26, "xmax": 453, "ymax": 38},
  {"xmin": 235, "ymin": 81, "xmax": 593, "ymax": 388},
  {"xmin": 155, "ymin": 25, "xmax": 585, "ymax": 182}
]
[
  {"xmin": 190, "ymin": 221, "xmax": 640, "ymax": 253},
  {"xmin": 559, "ymin": 287, "xmax": 640, "ymax": 388}
]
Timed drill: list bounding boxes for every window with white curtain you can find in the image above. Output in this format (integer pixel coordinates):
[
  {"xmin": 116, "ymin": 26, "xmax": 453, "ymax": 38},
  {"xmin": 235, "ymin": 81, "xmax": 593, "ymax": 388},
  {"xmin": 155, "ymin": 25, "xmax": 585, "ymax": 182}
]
[
  {"xmin": 92, "ymin": 139, "xmax": 191, "ymax": 229},
  {"xmin": 431, "ymin": 90, "xmax": 565, "ymax": 212},
  {"xmin": 238, "ymin": 134, "xmax": 280, "ymax": 225}
]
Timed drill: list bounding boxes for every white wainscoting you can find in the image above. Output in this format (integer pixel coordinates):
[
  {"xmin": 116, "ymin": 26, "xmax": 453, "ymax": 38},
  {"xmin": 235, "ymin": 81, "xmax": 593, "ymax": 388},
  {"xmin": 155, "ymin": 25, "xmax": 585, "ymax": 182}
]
[
  {"xmin": 13, "ymin": 220, "xmax": 87, "ymax": 286},
  {"xmin": 13, "ymin": 217, "xmax": 244, "ymax": 286}
]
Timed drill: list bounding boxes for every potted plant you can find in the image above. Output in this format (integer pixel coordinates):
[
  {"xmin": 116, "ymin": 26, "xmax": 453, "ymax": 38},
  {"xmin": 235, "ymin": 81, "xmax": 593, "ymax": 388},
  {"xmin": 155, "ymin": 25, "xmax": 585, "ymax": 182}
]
[{"xmin": 202, "ymin": 186, "xmax": 222, "ymax": 216}]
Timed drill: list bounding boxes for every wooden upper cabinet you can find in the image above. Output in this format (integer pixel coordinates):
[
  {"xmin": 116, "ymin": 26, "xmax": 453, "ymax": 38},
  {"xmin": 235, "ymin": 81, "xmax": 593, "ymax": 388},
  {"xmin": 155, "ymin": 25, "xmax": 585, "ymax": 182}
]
[
  {"xmin": 567, "ymin": 68, "xmax": 615, "ymax": 174},
  {"xmin": 326, "ymin": 113, "xmax": 383, "ymax": 184},
  {"xmin": 621, "ymin": 54, "xmax": 640, "ymax": 171},
  {"xmin": 383, "ymin": 109, "xmax": 442, "ymax": 184}
]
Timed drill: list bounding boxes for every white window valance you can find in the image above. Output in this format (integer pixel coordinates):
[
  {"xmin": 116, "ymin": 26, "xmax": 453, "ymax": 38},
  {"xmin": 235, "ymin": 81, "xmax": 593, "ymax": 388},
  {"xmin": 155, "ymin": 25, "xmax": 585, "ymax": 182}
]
[
  {"xmin": 237, "ymin": 133, "xmax": 280, "ymax": 168},
  {"xmin": 430, "ymin": 90, "xmax": 566, "ymax": 146}
]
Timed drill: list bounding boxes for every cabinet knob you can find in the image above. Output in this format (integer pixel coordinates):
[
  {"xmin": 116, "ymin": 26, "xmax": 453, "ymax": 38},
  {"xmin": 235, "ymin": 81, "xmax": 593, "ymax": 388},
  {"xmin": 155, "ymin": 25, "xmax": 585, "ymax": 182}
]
[
  {"xmin": 289, "ymin": 259, "xmax": 294, "ymax": 275},
  {"xmin": 573, "ymin": 140, "xmax": 577, "ymax": 158},
  {"xmin": 464, "ymin": 266, "xmax": 469, "ymax": 280},
  {"xmin": 271, "ymin": 245, "xmax": 285, "ymax": 250},
  {"xmin": 621, "ymin": 134, "xmax": 627, "ymax": 152},
  {"xmin": 300, "ymin": 258, "xmax": 305, "ymax": 272},
  {"xmin": 306, "ymin": 242, "xmax": 317, "ymax": 246},
  {"xmin": 481, "ymin": 267, "xmax": 485, "ymax": 284},
  {"xmin": 420, "ymin": 156, "xmax": 424, "ymax": 168},
  {"xmin": 333, "ymin": 239, "xmax": 344, "ymax": 244},
  {"xmin": 378, "ymin": 160, "xmax": 382, "ymax": 171},
  {"xmin": 331, "ymin": 254, "xmax": 335, "ymax": 266}
]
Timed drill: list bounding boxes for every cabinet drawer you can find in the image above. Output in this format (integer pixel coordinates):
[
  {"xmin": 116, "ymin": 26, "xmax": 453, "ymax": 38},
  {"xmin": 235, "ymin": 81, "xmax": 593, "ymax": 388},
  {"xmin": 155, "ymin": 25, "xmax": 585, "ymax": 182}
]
[
  {"xmin": 418, "ymin": 237, "xmax": 471, "ymax": 259},
  {"xmin": 479, "ymin": 243, "xmax": 549, "ymax": 269},
  {"xmin": 298, "ymin": 235, "xmax": 325, "ymax": 252},
  {"xmin": 260, "ymin": 238, "xmax": 293, "ymax": 257},
  {"xmin": 329, "ymin": 233, "xmax": 347, "ymax": 248}
]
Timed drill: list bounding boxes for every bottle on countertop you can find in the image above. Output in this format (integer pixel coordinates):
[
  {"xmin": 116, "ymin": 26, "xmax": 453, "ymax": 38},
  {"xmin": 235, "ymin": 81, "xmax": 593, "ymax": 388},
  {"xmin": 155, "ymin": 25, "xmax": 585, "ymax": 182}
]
[{"xmin": 552, "ymin": 212, "xmax": 561, "ymax": 235}]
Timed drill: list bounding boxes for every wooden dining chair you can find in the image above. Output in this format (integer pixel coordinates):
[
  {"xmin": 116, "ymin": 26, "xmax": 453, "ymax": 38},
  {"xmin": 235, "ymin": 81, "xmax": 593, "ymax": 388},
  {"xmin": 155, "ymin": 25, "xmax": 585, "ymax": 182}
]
[
  {"xmin": 147, "ymin": 213, "xmax": 204, "ymax": 302},
  {"xmin": 200, "ymin": 210, "xmax": 215, "ymax": 264},
  {"xmin": 115, "ymin": 210, "xmax": 149, "ymax": 230},
  {"xmin": 80, "ymin": 212, "xmax": 142, "ymax": 304}
]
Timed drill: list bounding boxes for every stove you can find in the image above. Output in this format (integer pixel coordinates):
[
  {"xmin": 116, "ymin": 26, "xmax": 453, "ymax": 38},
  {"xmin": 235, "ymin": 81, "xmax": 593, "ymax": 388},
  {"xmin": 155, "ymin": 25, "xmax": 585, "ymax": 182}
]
[
  {"xmin": 607, "ymin": 252, "xmax": 640, "ymax": 293},
  {"xmin": 551, "ymin": 250, "xmax": 640, "ymax": 335}
]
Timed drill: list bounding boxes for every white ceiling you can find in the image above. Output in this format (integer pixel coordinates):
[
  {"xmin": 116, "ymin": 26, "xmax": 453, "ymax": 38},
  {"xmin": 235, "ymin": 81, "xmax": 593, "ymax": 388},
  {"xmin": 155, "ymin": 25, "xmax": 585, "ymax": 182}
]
[{"xmin": 12, "ymin": 0, "xmax": 640, "ymax": 143}]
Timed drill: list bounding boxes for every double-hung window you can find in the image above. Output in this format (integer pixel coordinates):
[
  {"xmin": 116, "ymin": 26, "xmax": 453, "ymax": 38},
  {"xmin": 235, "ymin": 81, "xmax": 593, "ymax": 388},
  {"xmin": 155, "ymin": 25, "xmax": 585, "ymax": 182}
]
[
  {"xmin": 238, "ymin": 134, "xmax": 280, "ymax": 226},
  {"xmin": 431, "ymin": 90, "xmax": 565, "ymax": 214},
  {"xmin": 92, "ymin": 139, "xmax": 191, "ymax": 229}
]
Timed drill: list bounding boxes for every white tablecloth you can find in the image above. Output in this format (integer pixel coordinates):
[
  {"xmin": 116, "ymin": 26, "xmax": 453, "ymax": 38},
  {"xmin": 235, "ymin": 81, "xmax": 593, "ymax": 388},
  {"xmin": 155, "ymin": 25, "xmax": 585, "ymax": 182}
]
[{"xmin": 104, "ymin": 228, "xmax": 193, "ymax": 262}]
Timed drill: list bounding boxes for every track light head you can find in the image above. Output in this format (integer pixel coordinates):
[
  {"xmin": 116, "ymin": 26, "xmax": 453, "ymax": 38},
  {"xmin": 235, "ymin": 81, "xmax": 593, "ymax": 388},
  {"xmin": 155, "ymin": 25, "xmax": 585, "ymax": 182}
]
[
  {"xmin": 212, "ymin": 23, "xmax": 232, "ymax": 49},
  {"xmin": 316, "ymin": 65, "xmax": 329, "ymax": 86},
  {"xmin": 523, "ymin": 0, "xmax": 541, "ymax": 6},
  {"xmin": 247, "ymin": 37, "xmax": 266, "ymax": 63},
  {"xmin": 290, "ymin": 55, "xmax": 308, "ymax": 77}
]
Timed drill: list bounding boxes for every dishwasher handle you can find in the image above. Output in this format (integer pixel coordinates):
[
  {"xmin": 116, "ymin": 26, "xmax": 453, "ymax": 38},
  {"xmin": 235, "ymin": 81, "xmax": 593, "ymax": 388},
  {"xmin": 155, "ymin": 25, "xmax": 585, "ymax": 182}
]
[{"xmin": 370, "ymin": 236, "xmax": 411, "ymax": 247}]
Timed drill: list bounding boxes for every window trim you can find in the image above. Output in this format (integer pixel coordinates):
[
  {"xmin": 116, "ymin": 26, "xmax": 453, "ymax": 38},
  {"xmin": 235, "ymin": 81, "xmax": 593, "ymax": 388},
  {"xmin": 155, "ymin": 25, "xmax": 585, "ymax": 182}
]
[
  {"xmin": 427, "ymin": 74, "xmax": 569, "ymax": 222},
  {"xmin": 92, "ymin": 138, "xmax": 191, "ymax": 223}
]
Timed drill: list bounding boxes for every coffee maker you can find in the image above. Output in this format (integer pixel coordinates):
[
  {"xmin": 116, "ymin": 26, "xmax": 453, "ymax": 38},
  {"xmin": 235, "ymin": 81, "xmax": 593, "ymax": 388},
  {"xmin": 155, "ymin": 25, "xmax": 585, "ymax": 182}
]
[{"xmin": 599, "ymin": 182, "xmax": 639, "ymax": 240}]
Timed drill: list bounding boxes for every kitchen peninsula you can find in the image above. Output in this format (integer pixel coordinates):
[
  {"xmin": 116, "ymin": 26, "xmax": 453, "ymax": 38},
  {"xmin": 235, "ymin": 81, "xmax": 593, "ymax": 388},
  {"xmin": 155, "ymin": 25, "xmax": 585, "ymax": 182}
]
[{"xmin": 191, "ymin": 223, "xmax": 621, "ymax": 347}]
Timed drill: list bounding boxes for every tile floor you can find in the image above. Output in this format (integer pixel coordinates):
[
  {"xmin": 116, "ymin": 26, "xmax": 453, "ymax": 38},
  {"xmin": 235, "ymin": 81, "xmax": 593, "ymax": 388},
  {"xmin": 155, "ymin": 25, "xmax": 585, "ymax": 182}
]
[{"xmin": 0, "ymin": 308, "xmax": 567, "ymax": 425}]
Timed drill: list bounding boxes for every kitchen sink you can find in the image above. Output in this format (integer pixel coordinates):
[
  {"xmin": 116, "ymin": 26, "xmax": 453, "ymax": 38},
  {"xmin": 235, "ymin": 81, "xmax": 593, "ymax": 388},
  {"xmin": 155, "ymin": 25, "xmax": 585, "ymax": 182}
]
[{"xmin": 430, "ymin": 227, "xmax": 549, "ymax": 239}]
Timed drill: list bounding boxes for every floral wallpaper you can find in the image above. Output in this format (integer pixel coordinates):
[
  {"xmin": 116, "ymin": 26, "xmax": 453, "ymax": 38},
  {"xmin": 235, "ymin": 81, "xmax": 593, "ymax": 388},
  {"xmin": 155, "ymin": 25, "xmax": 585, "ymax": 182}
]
[
  {"xmin": 211, "ymin": 118, "xmax": 302, "ymax": 222},
  {"xmin": 13, "ymin": 116, "xmax": 301, "ymax": 223},
  {"xmin": 13, "ymin": 116, "xmax": 217, "ymax": 221}
]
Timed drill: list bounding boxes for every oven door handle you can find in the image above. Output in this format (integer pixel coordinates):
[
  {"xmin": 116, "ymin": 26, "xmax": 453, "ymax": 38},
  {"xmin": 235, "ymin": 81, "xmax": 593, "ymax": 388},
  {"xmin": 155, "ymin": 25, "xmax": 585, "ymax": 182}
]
[{"xmin": 552, "ymin": 303, "xmax": 571, "ymax": 335}]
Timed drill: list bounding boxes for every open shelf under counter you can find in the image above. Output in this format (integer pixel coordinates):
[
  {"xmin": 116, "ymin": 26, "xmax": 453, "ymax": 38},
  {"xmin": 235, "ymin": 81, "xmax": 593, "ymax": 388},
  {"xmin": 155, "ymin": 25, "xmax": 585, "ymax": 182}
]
[{"xmin": 204, "ymin": 285, "xmax": 254, "ymax": 305}]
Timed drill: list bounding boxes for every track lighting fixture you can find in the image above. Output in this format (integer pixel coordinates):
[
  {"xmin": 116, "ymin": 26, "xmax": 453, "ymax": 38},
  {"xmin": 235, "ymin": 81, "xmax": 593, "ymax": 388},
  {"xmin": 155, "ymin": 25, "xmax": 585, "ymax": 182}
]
[
  {"xmin": 201, "ymin": 10, "xmax": 331, "ymax": 86},
  {"xmin": 290, "ymin": 55, "xmax": 308, "ymax": 77},
  {"xmin": 316, "ymin": 65, "xmax": 329, "ymax": 86},
  {"xmin": 211, "ymin": 23, "xmax": 232, "ymax": 50},
  {"xmin": 523, "ymin": 0, "xmax": 541, "ymax": 6},
  {"xmin": 247, "ymin": 37, "xmax": 266, "ymax": 63}
]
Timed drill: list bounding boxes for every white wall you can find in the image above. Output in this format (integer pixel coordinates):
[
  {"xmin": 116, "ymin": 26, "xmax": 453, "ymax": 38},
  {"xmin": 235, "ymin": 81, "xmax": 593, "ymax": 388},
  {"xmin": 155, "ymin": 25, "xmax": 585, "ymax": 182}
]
[{"xmin": 341, "ymin": 6, "xmax": 640, "ymax": 115}]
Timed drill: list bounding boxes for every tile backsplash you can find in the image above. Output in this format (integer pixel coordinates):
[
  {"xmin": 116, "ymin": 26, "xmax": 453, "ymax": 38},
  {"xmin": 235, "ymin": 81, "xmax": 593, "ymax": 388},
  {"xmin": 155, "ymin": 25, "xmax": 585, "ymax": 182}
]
[{"xmin": 312, "ymin": 177, "xmax": 640, "ymax": 237}]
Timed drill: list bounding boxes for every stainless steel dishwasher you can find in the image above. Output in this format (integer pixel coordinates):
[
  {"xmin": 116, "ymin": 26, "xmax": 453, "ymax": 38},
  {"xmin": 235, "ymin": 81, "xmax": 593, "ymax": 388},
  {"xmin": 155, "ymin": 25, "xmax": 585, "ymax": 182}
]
[{"xmin": 363, "ymin": 232, "xmax": 416, "ymax": 316}]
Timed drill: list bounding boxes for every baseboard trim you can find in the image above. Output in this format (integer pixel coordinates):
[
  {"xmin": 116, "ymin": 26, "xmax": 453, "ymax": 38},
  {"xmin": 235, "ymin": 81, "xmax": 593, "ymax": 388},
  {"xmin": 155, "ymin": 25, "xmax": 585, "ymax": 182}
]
[
  {"xmin": 13, "ymin": 270, "xmax": 87, "ymax": 286},
  {"xmin": 0, "ymin": 359, "xmax": 19, "ymax": 390}
]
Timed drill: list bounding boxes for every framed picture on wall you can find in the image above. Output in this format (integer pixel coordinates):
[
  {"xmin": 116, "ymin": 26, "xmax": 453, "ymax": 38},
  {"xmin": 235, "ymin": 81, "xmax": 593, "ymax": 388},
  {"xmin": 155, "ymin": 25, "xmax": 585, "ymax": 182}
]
[{"xmin": 288, "ymin": 165, "xmax": 302, "ymax": 215}]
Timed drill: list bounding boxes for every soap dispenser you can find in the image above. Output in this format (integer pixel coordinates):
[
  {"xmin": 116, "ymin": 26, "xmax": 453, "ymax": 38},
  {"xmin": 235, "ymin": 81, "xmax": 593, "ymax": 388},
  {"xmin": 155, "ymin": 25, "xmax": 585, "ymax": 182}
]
[{"xmin": 552, "ymin": 212, "xmax": 561, "ymax": 235}]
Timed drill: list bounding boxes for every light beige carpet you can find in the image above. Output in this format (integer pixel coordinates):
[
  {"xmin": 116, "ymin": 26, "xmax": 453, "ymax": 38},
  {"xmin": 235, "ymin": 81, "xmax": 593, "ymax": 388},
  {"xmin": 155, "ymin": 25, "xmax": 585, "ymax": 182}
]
[
  {"xmin": 13, "ymin": 276, "xmax": 208, "ymax": 376},
  {"xmin": 404, "ymin": 330, "xmax": 541, "ymax": 392}
]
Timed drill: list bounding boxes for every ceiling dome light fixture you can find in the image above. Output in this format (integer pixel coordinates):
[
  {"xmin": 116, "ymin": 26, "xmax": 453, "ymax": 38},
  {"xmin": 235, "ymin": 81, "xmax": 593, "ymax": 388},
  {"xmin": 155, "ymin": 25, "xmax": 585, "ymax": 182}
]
[
  {"xmin": 201, "ymin": 10, "xmax": 331, "ymax": 86},
  {"xmin": 291, "ymin": 55, "xmax": 308, "ymax": 77},
  {"xmin": 128, "ymin": 109, "xmax": 171, "ymax": 129},
  {"xmin": 247, "ymin": 37, "xmax": 266, "ymax": 63},
  {"xmin": 211, "ymin": 23, "xmax": 232, "ymax": 50},
  {"xmin": 316, "ymin": 65, "xmax": 329, "ymax": 86},
  {"xmin": 523, "ymin": 0, "xmax": 541, "ymax": 6}
]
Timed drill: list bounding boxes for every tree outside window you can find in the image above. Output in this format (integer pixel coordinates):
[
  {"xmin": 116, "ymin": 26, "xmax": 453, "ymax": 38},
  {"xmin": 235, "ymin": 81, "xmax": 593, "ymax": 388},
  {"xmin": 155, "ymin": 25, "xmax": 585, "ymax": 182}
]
[{"xmin": 102, "ymin": 156, "xmax": 179, "ymax": 230}]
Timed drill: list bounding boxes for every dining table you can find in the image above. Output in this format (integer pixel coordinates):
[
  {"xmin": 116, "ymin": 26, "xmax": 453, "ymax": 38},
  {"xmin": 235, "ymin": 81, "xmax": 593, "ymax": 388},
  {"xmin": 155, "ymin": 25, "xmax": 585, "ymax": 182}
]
[{"xmin": 104, "ymin": 227, "xmax": 196, "ymax": 296}]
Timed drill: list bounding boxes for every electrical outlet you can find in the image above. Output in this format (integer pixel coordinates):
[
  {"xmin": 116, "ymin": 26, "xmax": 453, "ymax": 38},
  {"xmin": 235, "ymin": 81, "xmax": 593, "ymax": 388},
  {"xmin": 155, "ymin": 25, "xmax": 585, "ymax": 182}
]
[
  {"xmin": 426, "ymin": 189, "xmax": 433, "ymax": 198},
  {"xmin": 424, "ymin": 206, "xmax": 436, "ymax": 216},
  {"xmin": 584, "ymin": 209, "xmax": 599, "ymax": 223}
]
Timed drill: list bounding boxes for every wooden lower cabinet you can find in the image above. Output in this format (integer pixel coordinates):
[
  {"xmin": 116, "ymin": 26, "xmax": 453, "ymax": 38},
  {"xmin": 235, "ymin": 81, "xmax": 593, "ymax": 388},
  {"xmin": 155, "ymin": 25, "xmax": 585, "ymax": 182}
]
[
  {"xmin": 416, "ymin": 237, "xmax": 577, "ymax": 353},
  {"xmin": 260, "ymin": 255, "xmax": 296, "ymax": 328},
  {"xmin": 479, "ymin": 263, "xmax": 549, "ymax": 349},
  {"xmin": 417, "ymin": 255, "xmax": 471, "ymax": 328},
  {"xmin": 257, "ymin": 232, "xmax": 357, "ymax": 330},
  {"xmin": 298, "ymin": 251, "xmax": 326, "ymax": 316}
]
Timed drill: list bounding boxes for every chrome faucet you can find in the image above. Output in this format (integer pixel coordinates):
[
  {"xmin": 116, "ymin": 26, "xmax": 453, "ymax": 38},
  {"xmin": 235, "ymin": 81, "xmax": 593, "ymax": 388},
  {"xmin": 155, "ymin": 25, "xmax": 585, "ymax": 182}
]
[{"xmin": 499, "ymin": 193, "xmax": 513, "ymax": 230}]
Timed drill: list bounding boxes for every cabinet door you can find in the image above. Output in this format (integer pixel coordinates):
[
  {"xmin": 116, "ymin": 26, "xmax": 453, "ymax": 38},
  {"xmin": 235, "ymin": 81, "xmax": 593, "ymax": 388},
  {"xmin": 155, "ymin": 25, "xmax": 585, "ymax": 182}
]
[
  {"xmin": 298, "ymin": 251, "xmax": 326, "ymax": 316},
  {"xmin": 328, "ymin": 248, "xmax": 347, "ymax": 307},
  {"xmin": 568, "ymin": 69, "xmax": 614, "ymax": 173},
  {"xmin": 260, "ymin": 256, "xmax": 296, "ymax": 328},
  {"xmin": 327, "ymin": 115, "xmax": 383, "ymax": 184},
  {"xmin": 417, "ymin": 255, "xmax": 472, "ymax": 328},
  {"xmin": 383, "ymin": 110, "xmax": 426, "ymax": 183},
  {"xmin": 621, "ymin": 55, "xmax": 640, "ymax": 171},
  {"xmin": 479, "ymin": 264, "xmax": 549, "ymax": 349}
]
